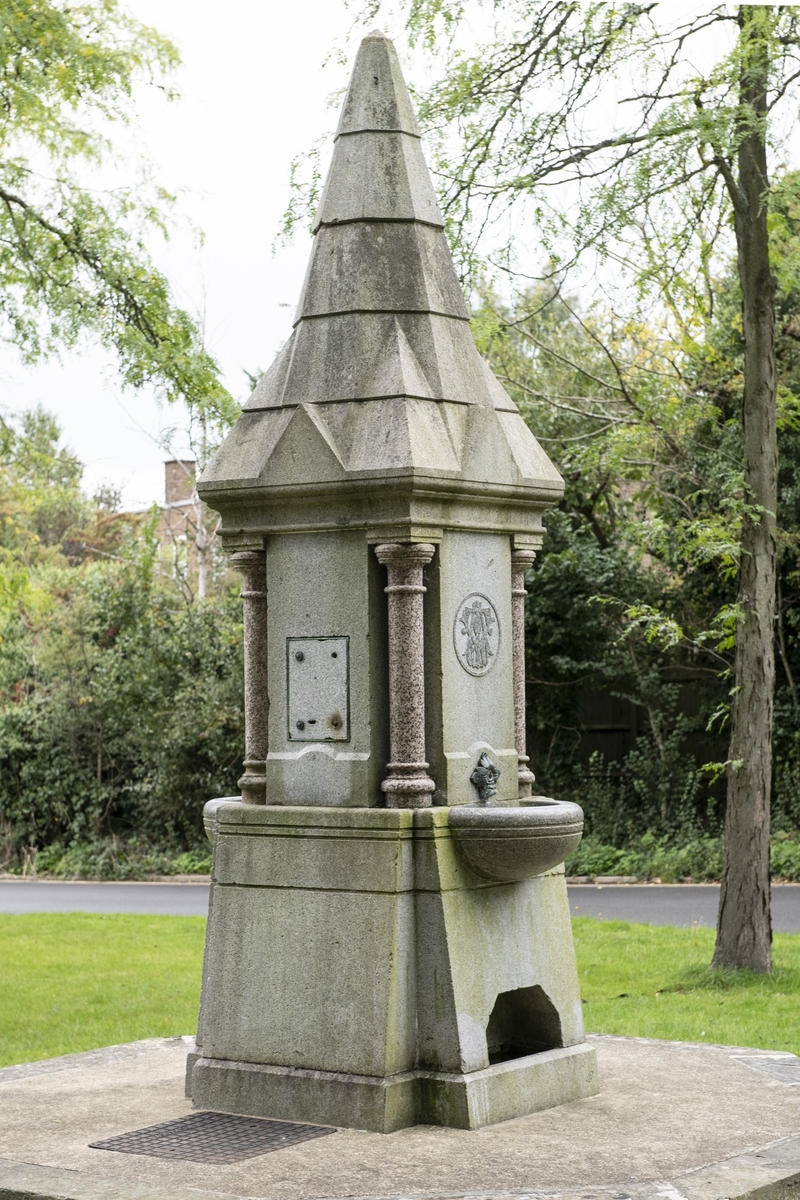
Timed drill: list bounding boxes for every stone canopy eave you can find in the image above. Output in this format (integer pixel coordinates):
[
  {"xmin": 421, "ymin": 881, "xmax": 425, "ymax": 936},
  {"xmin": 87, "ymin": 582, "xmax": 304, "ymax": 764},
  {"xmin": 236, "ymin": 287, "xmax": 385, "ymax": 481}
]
[
  {"xmin": 199, "ymin": 471, "xmax": 560, "ymax": 551},
  {"xmin": 198, "ymin": 470, "xmax": 565, "ymax": 503},
  {"xmin": 198, "ymin": 392, "xmax": 564, "ymax": 522}
]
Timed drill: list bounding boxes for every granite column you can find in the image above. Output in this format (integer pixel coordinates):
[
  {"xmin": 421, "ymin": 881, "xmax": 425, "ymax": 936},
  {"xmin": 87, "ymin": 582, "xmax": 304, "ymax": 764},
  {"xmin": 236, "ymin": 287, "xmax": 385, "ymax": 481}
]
[
  {"xmin": 232, "ymin": 549, "xmax": 268, "ymax": 805},
  {"xmin": 375, "ymin": 543, "xmax": 436, "ymax": 808},
  {"xmin": 511, "ymin": 548, "xmax": 537, "ymax": 797}
]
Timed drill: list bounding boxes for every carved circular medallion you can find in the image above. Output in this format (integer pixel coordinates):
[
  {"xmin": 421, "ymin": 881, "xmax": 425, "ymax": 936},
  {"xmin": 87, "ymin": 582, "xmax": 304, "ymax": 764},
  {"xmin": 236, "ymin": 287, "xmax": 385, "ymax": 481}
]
[{"xmin": 453, "ymin": 593, "xmax": 500, "ymax": 677}]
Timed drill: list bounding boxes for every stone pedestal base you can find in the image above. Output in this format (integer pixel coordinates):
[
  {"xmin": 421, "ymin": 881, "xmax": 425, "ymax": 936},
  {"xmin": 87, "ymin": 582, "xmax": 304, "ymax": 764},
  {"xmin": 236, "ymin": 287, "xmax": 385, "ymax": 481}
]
[
  {"xmin": 191, "ymin": 801, "xmax": 598, "ymax": 1132},
  {"xmin": 187, "ymin": 1043, "xmax": 597, "ymax": 1133}
]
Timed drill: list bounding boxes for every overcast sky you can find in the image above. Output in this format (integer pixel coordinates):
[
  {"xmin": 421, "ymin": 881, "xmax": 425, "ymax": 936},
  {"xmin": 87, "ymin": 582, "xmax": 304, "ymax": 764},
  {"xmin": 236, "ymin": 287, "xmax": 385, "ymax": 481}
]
[{"xmin": 0, "ymin": 0, "xmax": 378, "ymax": 507}]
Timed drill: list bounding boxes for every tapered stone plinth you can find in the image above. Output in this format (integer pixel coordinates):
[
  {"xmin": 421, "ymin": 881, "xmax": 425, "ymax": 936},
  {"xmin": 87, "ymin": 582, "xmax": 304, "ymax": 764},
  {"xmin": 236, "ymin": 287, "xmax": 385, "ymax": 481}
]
[{"xmin": 190, "ymin": 799, "xmax": 597, "ymax": 1131}]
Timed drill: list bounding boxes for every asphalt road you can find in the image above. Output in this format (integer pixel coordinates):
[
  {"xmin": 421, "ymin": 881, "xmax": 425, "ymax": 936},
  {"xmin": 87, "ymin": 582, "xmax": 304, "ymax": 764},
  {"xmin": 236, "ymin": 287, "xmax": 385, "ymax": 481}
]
[
  {"xmin": 0, "ymin": 881, "xmax": 211, "ymax": 916},
  {"xmin": 569, "ymin": 883, "xmax": 800, "ymax": 933},
  {"xmin": 1, "ymin": 879, "xmax": 800, "ymax": 930}
]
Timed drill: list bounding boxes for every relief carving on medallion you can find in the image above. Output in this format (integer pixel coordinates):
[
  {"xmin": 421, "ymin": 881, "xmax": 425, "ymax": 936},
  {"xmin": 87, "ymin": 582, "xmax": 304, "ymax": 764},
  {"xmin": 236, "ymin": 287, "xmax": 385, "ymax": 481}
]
[{"xmin": 453, "ymin": 593, "xmax": 500, "ymax": 677}]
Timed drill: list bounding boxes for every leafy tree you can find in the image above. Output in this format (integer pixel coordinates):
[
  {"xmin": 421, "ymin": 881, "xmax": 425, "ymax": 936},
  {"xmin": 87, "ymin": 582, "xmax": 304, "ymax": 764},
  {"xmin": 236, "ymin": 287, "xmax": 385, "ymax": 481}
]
[
  {"xmin": 355, "ymin": 0, "xmax": 800, "ymax": 972},
  {"xmin": 474, "ymin": 287, "xmax": 733, "ymax": 837},
  {"xmin": 0, "ymin": 408, "xmax": 244, "ymax": 868},
  {"xmin": 1, "ymin": 406, "xmax": 86, "ymax": 549},
  {"xmin": 0, "ymin": 0, "xmax": 236, "ymax": 424},
  {"xmin": 472, "ymin": 166, "xmax": 800, "ymax": 886},
  {"xmin": 0, "ymin": 546, "xmax": 245, "ymax": 855}
]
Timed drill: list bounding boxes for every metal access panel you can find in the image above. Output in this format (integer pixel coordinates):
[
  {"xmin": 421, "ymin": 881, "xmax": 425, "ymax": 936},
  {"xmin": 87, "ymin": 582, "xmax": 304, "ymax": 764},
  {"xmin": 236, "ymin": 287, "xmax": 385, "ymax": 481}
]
[{"xmin": 287, "ymin": 636, "xmax": 350, "ymax": 742}]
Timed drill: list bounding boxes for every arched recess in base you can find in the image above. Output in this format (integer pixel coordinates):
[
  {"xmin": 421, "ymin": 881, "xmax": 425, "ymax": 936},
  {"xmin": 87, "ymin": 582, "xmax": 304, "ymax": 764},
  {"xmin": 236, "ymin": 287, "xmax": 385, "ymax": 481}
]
[{"xmin": 486, "ymin": 985, "xmax": 563, "ymax": 1064}]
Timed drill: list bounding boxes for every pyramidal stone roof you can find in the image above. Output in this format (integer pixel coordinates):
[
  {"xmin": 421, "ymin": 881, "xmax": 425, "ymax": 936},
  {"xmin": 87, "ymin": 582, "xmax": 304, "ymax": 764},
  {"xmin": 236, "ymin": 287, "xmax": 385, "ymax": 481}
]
[{"xmin": 198, "ymin": 31, "xmax": 563, "ymax": 538}]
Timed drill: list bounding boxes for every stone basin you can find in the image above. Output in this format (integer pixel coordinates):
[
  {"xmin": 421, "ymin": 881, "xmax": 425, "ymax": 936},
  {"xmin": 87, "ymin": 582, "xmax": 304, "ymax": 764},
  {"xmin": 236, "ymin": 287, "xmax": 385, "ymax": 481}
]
[{"xmin": 448, "ymin": 798, "xmax": 584, "ymax": 883}]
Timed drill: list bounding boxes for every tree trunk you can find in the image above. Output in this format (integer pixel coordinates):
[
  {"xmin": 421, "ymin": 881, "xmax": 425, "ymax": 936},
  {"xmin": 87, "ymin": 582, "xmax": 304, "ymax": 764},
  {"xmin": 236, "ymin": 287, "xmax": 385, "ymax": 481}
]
[{"xmin": 712, "ymin": 6, "xmax": 777, "ymax": 973}]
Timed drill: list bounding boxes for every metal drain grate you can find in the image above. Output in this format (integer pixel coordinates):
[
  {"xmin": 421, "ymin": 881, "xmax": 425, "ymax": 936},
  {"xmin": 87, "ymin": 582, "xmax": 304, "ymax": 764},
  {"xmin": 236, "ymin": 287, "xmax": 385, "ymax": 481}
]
[{"xmin": 89, "ymin": 1110, "xmax": 336, "ymax": 1164}]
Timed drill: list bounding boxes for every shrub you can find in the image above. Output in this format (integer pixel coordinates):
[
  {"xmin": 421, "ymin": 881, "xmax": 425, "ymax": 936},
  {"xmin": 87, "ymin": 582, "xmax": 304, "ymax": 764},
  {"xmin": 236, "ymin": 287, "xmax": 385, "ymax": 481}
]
[
  {"xmin": 0, "ymin": 543, "xmax": 244, "ymax": 865},
  {"xmin": 771, "ymin": 834, "xmax": 800, "ymax": 881},
  {"xmin": 30, "ymin": 836, "xmax": 212, "ymax": 879},
  {"xmin": 566, "ymin": 832, "xmax": 800, "ymax": 882}
]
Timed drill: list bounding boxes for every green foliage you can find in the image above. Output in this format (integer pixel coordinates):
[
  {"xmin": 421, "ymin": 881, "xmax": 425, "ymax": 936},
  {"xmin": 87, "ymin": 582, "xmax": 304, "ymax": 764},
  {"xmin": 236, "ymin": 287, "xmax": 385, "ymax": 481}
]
[
  {"xmin": 0, "ymin": 555, "xmax": 244, "ymax": 857},
  {"xmin": 173, "ymin": 848, "xmax": 213, "ymax": 874},
  {"xmin": 278, "ymin": 134, "xmax": 328, "ymax": 245},
  {"xmin": 0, "ymin": 913, "xmax": 204, "ymax": 1066},
  {"xmin": 0, "ymin": 0, "xmax": 179, "ymax": 156},
  {"xmin": 469, "ymin": 170, "xmax": 800, "ymax": 845},
  {"xmin": 519, "ymin": 504, "xmax": 726, "ymax": 832},
  {"xmin": 0, "ymin": 405, "xmax": 90, "ymax": 563},
  {"xmin": 0, "ymin": 0, "xmax": 236, "ymax": 423},
  {"xmin": 569, "ymin": 833, "xmax": 725, "ymax": 883},
  {"xmin": 770, "ymin": 832, "xmax": 800, "ymax": 882},
  {"xmin": 346, "ymin": 8, "xmax": 800, "ymax": 904},
  {"xmin": 480, "ymin": 287, "xmax": 737, "ymax": 839},
  {"xmin": 0, "ymin": 407, "xmax": 244, "ymax": 868},
  {"xmin": 579, "ymin": 748, "xmax": 709, "ymax": 847},
  {"xmin": 357, "ymin": 3, "xmax": 800, "ymax": 298},
  {"xmin": 30, "ymin": 838, "xmax": 212, "ymax": 879},
  {"xmin": 567, "ymin": 832, "xmax": 800, "ymax": 882}
]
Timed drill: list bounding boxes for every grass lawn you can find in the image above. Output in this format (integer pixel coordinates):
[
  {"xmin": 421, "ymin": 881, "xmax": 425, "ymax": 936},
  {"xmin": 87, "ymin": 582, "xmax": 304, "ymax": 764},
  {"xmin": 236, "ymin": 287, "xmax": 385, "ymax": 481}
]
[
  {"xmin": 0, "ymin": 913, "xmax": 205, "ymax": 1067},
  {"xmin": 574, "ymin": 917, "xmax": 800, "ymax": 1055},
  {"xmin": 1, "ymin": 913, "xmax": 799, "ymax": 1067}
]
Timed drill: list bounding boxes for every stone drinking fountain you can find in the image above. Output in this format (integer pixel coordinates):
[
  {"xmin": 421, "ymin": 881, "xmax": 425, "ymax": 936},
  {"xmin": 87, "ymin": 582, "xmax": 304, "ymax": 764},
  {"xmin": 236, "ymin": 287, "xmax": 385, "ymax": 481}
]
[{"xmin": 187, "ymin": 29, "xmax": 598, "ymax": 1133}]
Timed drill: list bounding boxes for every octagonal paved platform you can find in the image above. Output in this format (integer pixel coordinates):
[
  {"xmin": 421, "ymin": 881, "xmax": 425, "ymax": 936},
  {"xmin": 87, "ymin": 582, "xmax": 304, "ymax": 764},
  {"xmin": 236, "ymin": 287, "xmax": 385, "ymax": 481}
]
[{"xmin": 0, "ymin": 1033, "xmax": 799, "ymax": 1200}]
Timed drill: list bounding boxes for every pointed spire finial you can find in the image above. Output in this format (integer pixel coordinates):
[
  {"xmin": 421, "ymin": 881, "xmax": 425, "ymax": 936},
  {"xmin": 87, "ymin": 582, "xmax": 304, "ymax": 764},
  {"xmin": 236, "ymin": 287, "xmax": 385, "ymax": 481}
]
[
  {"xmin": 336, "ymin": 30, "xmax": 420, "ymax": 138},
  {"xmin": 311, "ymin": 29, "xmax": 441, "ymax": 232}
]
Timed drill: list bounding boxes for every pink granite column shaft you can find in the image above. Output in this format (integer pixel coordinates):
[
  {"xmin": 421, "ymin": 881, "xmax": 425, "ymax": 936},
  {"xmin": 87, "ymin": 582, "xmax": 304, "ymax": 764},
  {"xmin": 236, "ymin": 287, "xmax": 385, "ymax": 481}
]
[
  {"xmin": 231, "ymin": 550, "xmax": 268, "ymax": 805},
  {"xmin": 375, "ymin": 543, "xmax": 436, "ymax": 808},
  {"xmin": 511, "ymin": 548, "xmax": 537, "ymax": 797}
]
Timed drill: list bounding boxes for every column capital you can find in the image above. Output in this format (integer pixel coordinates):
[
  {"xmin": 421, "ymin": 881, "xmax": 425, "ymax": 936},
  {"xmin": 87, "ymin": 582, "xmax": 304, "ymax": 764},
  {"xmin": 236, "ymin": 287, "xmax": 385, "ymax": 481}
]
[
  {"xmin": 231, "ymin": 549, "xmax": 267, "ymax": 601},
  {"xmin": 512, "ymin": 533, "xmax": 543, "ymax": 553},
  {"xmin": 375, "ymin": 542, "xmax": 436, "ymax": 571},
  {"xmin": 230, "ymin": 549, "xmax": 266, "ymax": 566},
  {"xmin": 220, "ymin": 533, "xmax": 265, "ymax": 555},
  {"xmin": 511, "ymin": 547, "xmax": 537, "ymax": 570},
  {"xmin": 511, "ymin": 548, "xmax": 536, "ymax": 599}
]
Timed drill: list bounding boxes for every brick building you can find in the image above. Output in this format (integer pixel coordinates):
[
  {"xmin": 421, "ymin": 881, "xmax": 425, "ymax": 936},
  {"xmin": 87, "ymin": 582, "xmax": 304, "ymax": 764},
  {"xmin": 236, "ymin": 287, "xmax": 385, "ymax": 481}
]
[{"xmin": 145, "ymin": 460, "xmax": 219, "ymax": 597}]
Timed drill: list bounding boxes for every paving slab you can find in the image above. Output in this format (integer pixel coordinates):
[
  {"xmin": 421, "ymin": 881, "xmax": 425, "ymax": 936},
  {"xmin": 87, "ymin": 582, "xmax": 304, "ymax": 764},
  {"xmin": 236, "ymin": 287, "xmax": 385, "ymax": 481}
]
[{"xmin": 1, "ymin": 1034, "xmax": 799, "ymax": 1200}]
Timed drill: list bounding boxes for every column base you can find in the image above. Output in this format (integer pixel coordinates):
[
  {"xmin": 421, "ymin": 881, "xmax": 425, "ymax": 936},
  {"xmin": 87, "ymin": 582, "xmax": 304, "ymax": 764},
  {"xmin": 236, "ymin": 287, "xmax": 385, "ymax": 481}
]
[
  {"xmin": 382, "ymin": 762, "xmax": 435, "ymax": 808},
  {"xmin": 188, "ymin": 1042, "xmax": 598, "ymax": 1133},
  {"xmin": 237, "ymin": 760, "xmax": 266, "ymax": 805},
  {"xmin": 517, "ymin": 754, "xmax": 535, "ymax": 798}
]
